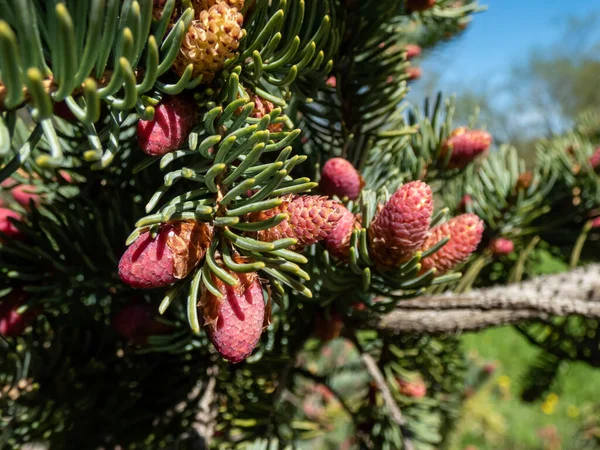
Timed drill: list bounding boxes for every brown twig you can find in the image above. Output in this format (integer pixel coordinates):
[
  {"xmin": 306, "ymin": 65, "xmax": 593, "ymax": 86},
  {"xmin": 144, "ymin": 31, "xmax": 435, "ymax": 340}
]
[{"xmin": 373, "ymin": 264, "xmax": 600, "ymax": 334}]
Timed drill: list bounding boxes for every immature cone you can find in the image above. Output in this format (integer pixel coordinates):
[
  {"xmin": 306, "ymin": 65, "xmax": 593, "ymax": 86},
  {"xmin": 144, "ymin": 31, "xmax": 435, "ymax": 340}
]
[
  {"xmin": 441, "ymin": 127, "xmax": 492, "ymax": 169},
  {"xmin": 591, "ymin": 217, "xmax": 600, "ymax": 229},
  {"xmin": 323, "ymin": 206, "xmax": 361, "ymax": 260},
  {"xmin": 406, "ymin": 66, "xmax": 422, "ymax": 80},
  {"xmin": 193, "ymin": 0, "xmax": 245, "ymax": 11},
  {"xmin": 516, "ymin": 171, "xmax": 533, "ymax": 191},
  {"xmin": 589, "ymin": 147, "xmax": 600, "ymax": 172},
  {"xmin": 489, "ymin": 237, "xmax": 514, "ymax": 256},
  {"xmin": 406, "ymin": 0, "xmax": 436, "ymax": 12},
  {"xmin": 369, "ymin": 181, "xmax": 434, "ymax": 266},
  {"xmin": 249, "ymin": 195, "xmax": 344, "ymax": 252},
  {"xmin": 420, "ymin": 213, "xmax": 485, "ymax": 275},
  {"xmin": 319, "ymin": 158, "xmax": 364, "ymax": 200},
  {"xmin": 398, "ymin": 377, "xmax": 427, "ymax": 398},
  {"xmin": 239, "ymin": 90, "xmax": 284, "ymax": 133},
  {"xmin": 113, "ymin": 304, "xmax": 171, "ymax": 345},
  {"xmin": 458, "ymin": 194, "xmax": 473, "ymax": 213},
  {"xmin": 0, "ymin": 208, "xmax": 23, "ymax": 240},
  {"xmin": 118, "ymin": 221, "xmax": 212, "ymax": 289},
  {"xmin": 137, "ymin": 96, "xmax": 197, "ymax": 156},
  {"xmin": 0, "ymin": 291, "xmax": 37, "ymax": 337},
  {"xmin": 200, "ymin": 270, "xmax": 265, "ymax": 363},
  {"xmin": 173, "ymin": 3, "xmax": 244, "ymax": 83},
  {"xmin": 11, "ymin": 185, "xmax": 42, "ymax": 210},
  {"xmin": 405, "ymin": 44, "xmax": 422, "ymax": 59},
  {"xmin": 314, "ymin": 311, "xmax": 343, "ymax": 342}
]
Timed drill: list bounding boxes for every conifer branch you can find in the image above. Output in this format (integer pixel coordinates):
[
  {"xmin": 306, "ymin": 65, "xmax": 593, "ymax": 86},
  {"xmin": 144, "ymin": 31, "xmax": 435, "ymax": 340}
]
[{"xmin": 375, "ymin": 264, "xmax": 600, "ymax": 333}]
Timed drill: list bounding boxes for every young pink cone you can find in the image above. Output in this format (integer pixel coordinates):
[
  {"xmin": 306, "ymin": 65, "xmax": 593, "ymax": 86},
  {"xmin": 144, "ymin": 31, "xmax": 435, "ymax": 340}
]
[
  {"xmin": 137, "ymin": 96, "xmax": 197, "ymax": 156},
  {"xmin": 406, "ymin": 66, "xmax": 422, "ymax": 80},
  {"xmin": 113, "ymin": 304, "xmax": 171, "ymax": 345},
  {"xmin": 369, "ymin": 181, "xmax": 433, "ymax": 266},
  {"xmin": 11, "ymin": 185, "xmax": 42, "ymax": 210},
  {"xmin": 458, "ymin": 194, "xmax": 473, "ymax": 213},
  {"xmin": 323, "ymin": 206, "xmax": 360, "ymax": 260},
  {"xmin": 0, "ymin": 291, "xmax": 37, "ymax": 337},
  {"xmin": 591, "ymin": 217, "xmax": 600, "ymax": 228},
  {"xmin": 442, "ymin": 127, "xmax": 492, "ymax": 169},
  {"xmin": 201, "ymin": 271, "xmax": 266, "ymax": 363},
  {"xmin": 319, "ymin": 157, "xmax": 364, "ymax": 200},
  {"xmin": 398, "ymin": 377, "xmax": 427, "ymax": 398},
  {"xmin": 405, "ymin": 44, "xmax": 422, "ymax": 59},
  {"xmin": 118, "ymin": 221, "xmax": 212, "ymax": 289},
  {"xmin": 420, "ymin": 213, "xmax": 485, "ymax": 274},
  {"xmin": 489, "ymin": 237, "xmax": 514, "ymax": 256},
  {"xmin": 0, "ymin": 208, "xmax": 23, "ymax": 240},
  {"xmin": 249, "ymin": 195, "xmax": 344, "ymax": 252},
  {"xmin": 589, "ymin": 147, "xmax": 600, "ymax": 172}
]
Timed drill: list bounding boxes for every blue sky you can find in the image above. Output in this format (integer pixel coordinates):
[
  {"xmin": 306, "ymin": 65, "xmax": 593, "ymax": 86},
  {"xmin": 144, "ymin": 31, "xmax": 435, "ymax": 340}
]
[{"xmin": 423, "ymin": 0, "xmax": 600, "ymax": 92}]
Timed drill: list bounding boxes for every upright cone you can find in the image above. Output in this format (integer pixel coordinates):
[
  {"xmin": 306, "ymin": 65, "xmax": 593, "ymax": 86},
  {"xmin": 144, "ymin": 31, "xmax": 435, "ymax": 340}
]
[
  {"xmin": 323, "ymin": 206, "xmax": 360, "ymax": 261},
  {"xmin": 137, "ymin": 96, "xmax": 197, "ymax": 156},
  {"xmin": 369, "ymin": 181, "xmax": 433, "ymax": 266},
  {"xmin": 249, "ymin": 195, "xmax": 344, "ymax": 251},
  {"xmin": 441, "ymin": 127, "xmax": 492, "ymax": 169},
  {"xmin": 200, "ymin": 270, "xmax": 265, "ymax": 363},
  {"xmin": 174, "ymin": 3, "xmax": 244, "ymax": 83},
  {"xmin": 420, "ymin": 213, "xmax": 484, "ymax": 274},
  {"xmin": 119, "ymin": 221, "xmax": 213, "ymax": 289}
]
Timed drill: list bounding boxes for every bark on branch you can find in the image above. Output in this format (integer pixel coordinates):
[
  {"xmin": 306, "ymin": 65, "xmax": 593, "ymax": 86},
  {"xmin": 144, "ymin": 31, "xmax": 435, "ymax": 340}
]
[{"xmin": 376, "ymin": 264, "xmax": 600, "ymax": 334}]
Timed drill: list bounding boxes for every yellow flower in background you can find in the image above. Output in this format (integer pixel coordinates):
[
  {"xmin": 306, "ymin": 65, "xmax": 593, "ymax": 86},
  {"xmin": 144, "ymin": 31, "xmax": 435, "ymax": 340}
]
[
  {"xmin": 546, "ymin": 393, "xmax": 558, "ymax": 404},
  {"xmin": 541, "ymin": 400, "xmax": 556, "ymax": 415},
  {"xmin": 567, "ymin": 405, "xmax": 580, "ymax": 418},
  {"xmin": 498, "ymin": 375, "xmax": 510, "ymax": 389}
]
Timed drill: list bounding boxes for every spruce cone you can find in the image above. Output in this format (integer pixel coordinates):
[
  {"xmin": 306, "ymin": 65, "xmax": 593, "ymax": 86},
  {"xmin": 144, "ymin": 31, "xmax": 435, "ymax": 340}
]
[
  {"xmin": 441, "ymin": 127, "xmax": 492, "ymax": 169},
  {"xmin": 0, "ymin": 291, "xmax": 37, "ymax": 337},
  {"xmin": 249, "ymin": 195, "xmax": 344, "ymax": 252},
  {"xmin": 113, "ymin": 304, "xmax": 171, "ymax": 345},
  {"xmin": 516, "ymin": 171, "xmax": 533, "ymax": 191},
  {"xmin": 323, "ymin": 206, "xmax": 360, "ymax": 260},
  {"xmin": 420, "ymin": 213, "xmax": 484, "ymax": 274},
  {"xmin": 458, "ymin": 194, "xmax": 473, "ymax": 213},
  {"xmin": 137, "ymin": 96, "xmax": 197, "ymax": 156},
  {"xmin": 397, "ymin": 377, "xmax": 427, "ymax": 398},
  {"xmin": 319, "ymin": 158, "xmax": 364, "ymax": 200},
  {"xmin": 11, "ymin": 184, "xmax": 42, "ymax": 210},
  {"xmin": 193, "ymin": 0, "xmax": 245, "ymax": 12},
  {"xmin": 369, "ymin": 181, "xmax": 433, "ymax": 266},
  {"xmin": 592, "ymin": 217, "xmax": 600, "ymax": 228},
  {"xmin": 200, "ymin": 270, "xmax": 265, "ymax": 363},
  {"xmin": 406, "ymin": 66, "xmax": 422, "ymax": 80},
  {"xmin": 173, "ymin": 3, "xmax": 244, "ymax": 83},
  {"xmin": 238, "ymin": 90, "xmax": 284, "ymax": 133},
  {"xmin": 406, "ymin": 0, "xmax": 436, "ymax": 12},
  {"xmin": 489, "ymin": 237, "xmax": 514, "ymax": 256},
  {"xmin": 589, "ymin": 147, "xmax": 600, "ymax": 172},
  {"xmin": 406, "ymin": 44, "xmax": 422, "ymax": 59},
  {"xmin": 0, "ymin": 208, "xmax": 23, "ymax": 240},
  {"xmin": 118, "ymin": 221, "xmax": 213, "ymax": 289}
]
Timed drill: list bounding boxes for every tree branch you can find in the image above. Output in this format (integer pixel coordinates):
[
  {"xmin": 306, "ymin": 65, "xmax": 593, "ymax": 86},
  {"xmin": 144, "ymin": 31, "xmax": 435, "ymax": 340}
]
[{"xmin": 375, "ymin": 264, "xmax": 600, "ymax": 334}]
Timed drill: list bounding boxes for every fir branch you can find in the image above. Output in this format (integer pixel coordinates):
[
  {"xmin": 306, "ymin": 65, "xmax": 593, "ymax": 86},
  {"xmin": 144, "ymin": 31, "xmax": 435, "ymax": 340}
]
[{"xmin": 374, "ymin": 264, "xmax": 600, "ymax": 334}]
